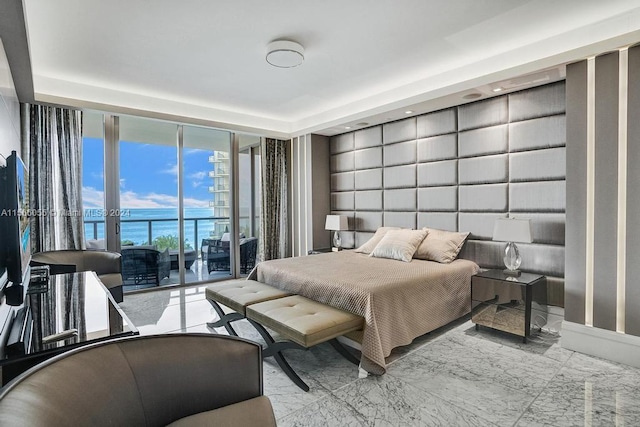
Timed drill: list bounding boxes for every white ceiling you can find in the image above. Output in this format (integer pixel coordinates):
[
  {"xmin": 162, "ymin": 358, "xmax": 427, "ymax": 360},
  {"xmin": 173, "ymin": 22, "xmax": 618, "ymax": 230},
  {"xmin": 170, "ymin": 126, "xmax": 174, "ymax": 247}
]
[{"xmin": 23, "ymin": 0, "xmax": 640, "ymax": 137}]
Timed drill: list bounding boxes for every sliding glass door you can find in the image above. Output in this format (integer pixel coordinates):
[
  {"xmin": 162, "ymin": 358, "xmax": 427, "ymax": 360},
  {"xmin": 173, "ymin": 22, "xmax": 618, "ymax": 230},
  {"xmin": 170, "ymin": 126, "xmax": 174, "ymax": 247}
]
[
  {"xmin": 182, "ymin": 126, "xmax": 232, "ymax": 283},
  {"xmin": 80, "ymin": 110, "xmax": 262, "ymax": 292}
]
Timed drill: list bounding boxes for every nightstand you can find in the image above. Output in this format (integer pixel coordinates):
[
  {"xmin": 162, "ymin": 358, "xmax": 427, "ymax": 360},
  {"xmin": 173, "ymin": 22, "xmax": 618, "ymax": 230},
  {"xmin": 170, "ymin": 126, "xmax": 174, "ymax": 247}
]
[
  {"xmin": 471, "ymin": 269, "xmax": 547, "ymax": 343},
  {"xmin": 307, "ymin": 248, "xmax": 333, "ymax": 255}
]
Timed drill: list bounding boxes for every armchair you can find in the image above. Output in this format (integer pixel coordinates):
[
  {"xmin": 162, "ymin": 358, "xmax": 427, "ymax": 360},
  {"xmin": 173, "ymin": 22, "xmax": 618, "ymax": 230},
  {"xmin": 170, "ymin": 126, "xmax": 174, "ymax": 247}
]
[
  {"xmin": 0, "ymin": 334, "xmax": 276, "ymax": 426},
  {"xmin": 121, "ymin": 247, "xmax": 171, "ymax": 286},
  {"xmin": 31, "ymin": 249, "xmax": 124, "ymax": 302},
  {"xmin": 206, "ymin": 237, "xmax": 258, "ymax": 275}
]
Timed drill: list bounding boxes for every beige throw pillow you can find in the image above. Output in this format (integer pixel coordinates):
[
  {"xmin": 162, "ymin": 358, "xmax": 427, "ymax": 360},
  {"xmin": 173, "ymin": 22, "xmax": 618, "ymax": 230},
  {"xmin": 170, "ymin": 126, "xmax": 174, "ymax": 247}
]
[
  {"xmin": 369, "ymin": 229, "xmax": 428, "ymax": 262},
  {"xmin": 354, "ymin": 226, "xmax": 400, "ymax": 254},
  {"xmin": 414, "ymin": 228, "xmax": 469, "ymax": 263}
]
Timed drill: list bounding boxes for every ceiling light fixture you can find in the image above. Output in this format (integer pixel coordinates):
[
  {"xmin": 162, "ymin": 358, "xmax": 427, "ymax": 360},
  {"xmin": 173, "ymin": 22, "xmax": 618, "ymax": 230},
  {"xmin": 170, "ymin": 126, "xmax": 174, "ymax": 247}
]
[
  {"xmin": 492, "ymin": 87, "xmax": 503, "ymax": 92},
  {"xmin": 266, "ymin": 40, "xmax": 304, "ymax": 68},
  {"xmin": 345, "ymin": 126, "xmax": 351, "ymax": 129},
  {"xmin": 405, "ymin": 110, "xmax": 413, "ymax": 114}
]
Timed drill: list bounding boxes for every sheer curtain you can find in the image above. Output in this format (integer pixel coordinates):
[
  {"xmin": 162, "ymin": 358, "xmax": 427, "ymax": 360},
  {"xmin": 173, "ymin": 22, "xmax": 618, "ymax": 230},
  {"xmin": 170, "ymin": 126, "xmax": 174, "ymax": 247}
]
[
  {"xmin": 260, "ymin": 138, "xmax": 288, "ymax": 261},
  {"xmin": 24, "ymin": 104, "xmax": 85, "ymax": 252}
]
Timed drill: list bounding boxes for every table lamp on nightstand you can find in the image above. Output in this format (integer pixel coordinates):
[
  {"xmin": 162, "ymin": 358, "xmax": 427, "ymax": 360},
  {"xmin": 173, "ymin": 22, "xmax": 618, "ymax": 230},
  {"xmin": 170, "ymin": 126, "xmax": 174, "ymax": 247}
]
[
  {"xmin": 325, "ymin": 215, "xmax": 349, "ymax": 251},
  {"xmin": 492, "ymin": 217, "xmax": 532, "ymax": 276}
]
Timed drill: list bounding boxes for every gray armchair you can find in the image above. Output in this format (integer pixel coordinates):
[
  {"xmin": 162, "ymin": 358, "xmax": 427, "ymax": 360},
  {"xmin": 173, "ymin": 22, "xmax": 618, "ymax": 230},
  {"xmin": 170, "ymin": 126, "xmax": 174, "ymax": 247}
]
[
  {"xmin": 31, "ymin": 249, "xmax": 123, "ymax": 302},
  {"xmin": 121, "ymin": 247, "xmax": 171, "ymax": 286},
  {"xmin": 0, "ymin": 334, "xmax": 276, "ymax": 426}
]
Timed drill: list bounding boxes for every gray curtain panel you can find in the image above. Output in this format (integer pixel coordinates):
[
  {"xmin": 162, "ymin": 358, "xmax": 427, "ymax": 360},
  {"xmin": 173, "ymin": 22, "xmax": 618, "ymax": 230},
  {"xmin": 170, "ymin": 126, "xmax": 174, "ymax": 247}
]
[
  {"xmin": 25, "ymin": 104, "xmax": 85, "ymax": 252},
  {"xmin": 260, "ymin": 138, "xmax": 288, "ymax": 261}
]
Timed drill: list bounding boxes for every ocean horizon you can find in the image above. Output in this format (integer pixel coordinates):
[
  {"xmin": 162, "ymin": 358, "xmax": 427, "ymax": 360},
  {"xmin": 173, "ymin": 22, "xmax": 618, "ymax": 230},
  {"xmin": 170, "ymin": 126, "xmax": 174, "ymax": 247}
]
[{"xmin": 83, "ymin": 207, "xmax": 230, "ymax": 248}]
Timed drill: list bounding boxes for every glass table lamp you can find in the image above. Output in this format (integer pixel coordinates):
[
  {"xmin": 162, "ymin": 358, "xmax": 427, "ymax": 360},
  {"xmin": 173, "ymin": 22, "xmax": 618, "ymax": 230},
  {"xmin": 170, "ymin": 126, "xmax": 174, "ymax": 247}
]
[
  {"xmin": 492, "ymin": 218, "xmax": 532, "ymax": 275},
  {"xmin": 324, "ymin": 215, "xmax": 349, "ymax": 251}
]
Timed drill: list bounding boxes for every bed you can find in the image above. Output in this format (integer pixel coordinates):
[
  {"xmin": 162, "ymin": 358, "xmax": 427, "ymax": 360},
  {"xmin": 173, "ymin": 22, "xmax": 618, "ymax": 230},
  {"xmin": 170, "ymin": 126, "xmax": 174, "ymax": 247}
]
[{"xmin": 248, "ymin": 250, "xmax": 479, "ymax": 375}]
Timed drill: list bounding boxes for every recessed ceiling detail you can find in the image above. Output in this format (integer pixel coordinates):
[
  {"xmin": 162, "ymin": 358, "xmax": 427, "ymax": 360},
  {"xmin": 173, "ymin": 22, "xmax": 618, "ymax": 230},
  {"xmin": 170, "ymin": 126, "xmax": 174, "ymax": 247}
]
[{"xmin": 22, "ymin": 0, "xmax": 640, "ymax": 137}]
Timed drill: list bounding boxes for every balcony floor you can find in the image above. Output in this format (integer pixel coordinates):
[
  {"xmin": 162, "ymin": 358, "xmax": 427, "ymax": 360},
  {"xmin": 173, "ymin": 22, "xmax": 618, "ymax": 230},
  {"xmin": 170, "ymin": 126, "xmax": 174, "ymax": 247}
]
[{"xmin": 123, "ymin": 258, "xmax": 238, "ymax": 292}]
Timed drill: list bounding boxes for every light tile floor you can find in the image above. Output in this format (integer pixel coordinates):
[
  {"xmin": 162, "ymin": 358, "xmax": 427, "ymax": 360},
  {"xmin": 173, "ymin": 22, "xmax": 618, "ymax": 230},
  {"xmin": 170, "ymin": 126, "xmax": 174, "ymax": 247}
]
[{"xmin": 119, "ymin": 286, "xmax": 640, "ymax": 427}]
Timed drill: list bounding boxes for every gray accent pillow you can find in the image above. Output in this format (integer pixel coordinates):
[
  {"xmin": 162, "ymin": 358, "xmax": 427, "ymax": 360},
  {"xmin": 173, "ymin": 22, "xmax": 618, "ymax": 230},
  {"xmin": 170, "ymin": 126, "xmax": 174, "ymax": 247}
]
[
  {"xmin": 354, "ymin": 226, "xmax": 400, "ymax": 254},
  {"xmin": 414, "ymin": 228, "xmax": 469, "ymax": 263},
  {"xmin": 369, "ymin": 229, "xmax": 428, "ymax": 263}
]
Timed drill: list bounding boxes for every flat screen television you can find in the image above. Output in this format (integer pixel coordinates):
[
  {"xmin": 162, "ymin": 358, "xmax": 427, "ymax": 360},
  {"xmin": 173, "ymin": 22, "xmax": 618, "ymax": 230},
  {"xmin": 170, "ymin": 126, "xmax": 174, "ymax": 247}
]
[{"xmin": 0, "ymin": 151, "xmax": 31, "ymax": 304}]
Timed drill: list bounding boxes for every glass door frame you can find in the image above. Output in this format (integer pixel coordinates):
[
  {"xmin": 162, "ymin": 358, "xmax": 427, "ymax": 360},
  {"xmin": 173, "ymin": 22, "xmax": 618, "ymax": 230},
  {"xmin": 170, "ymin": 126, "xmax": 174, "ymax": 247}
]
[{"xmin": 101, "ymin": 115, "xmax": 244, "ymax": 288}]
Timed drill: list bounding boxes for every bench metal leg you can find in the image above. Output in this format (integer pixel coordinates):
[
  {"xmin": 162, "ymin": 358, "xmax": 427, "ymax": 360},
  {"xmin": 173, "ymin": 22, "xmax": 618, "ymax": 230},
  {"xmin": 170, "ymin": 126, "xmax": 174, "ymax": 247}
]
[
  {"xmin": 247, "ymin": 319, "xmax": 310, "ymax": 392},
  {"xmin": 328, "ymin": 338, "xmax": 360, "ymax": 366},
  {"xmin": 206, "ymin": 300, "xmax": 240, "ymax": 337}
]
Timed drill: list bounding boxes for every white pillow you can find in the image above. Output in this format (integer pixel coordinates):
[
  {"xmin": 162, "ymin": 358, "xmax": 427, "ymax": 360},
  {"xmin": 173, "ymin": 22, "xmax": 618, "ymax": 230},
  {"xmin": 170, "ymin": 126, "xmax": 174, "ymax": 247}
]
[
  {"xmin": 354, "ymin": 226, "xmax": 400, "ymax": 254},
  {"xmin": 414, "ymin": 228, "xmax": 469, "ymax": 263},
  {"xmin": 369, "ymin": 229, "xmax": 428, "ymax": 262}
]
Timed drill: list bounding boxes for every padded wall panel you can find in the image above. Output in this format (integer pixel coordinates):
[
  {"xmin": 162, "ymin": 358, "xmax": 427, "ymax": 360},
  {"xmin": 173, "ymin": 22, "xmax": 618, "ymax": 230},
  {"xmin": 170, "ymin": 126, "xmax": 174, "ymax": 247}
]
[
  {"xmin": 458, "ymin": 97, "xmax": 508, "ymax": 131},
  {"xmin": 331, "ymin": 192, "xmax": 354, "ymax": 211},
  {"xmin": 383, "ymin": 164, "xmax": 416, "ymax": 188},
  {"xmin": 355, "ymin": 190, "xmax": 383, "ymax": 211},
  {"xmin": 509, "ymin": 81, "xmax": 566, "ymax": 122},
  {"xmin": 593, "ymin": 51, "xmax": 619, "ymax": 332},
  {"xmin": 459, "ymin": 213, "xmax": 507, "ymax": 240},
  {"xmin": 627, "ymin": 45, "xmax": 640, "ymax": 336},
  {"xmin": 383, "ymin": 140, "xmax": 416, "ymax": 166},
  {"xmin": 418, "ymin": 187, "xmax": 457, "ymax": 212},
  {"xmin": 509, "ymin": 115, "xmax": 566, "ymax": 152},
  {"xmin": 417, "ymin": 160, "xmax": 457, "ymax": 187},
  {"xmin": 384, "ymin": 188, "xmax": 416, "ymax": 211},
  {"xmin": 383, "ymin": 117, "xmax": 416, "ymax": 144},
  {"xmin": 510, "ymin": 148, "xmax": 566, "ymax": 182},
  {"xmin": 330, "ymin": 172, "xmax": 354, "ymax": 192},
  {"xmin": 417, "ymin": 212, "xmax": 458, "ymax": 231},
  {"xmin": 515, "ymin": 213, "xmax": 566, "ymax": 245},
  {"xmin": 355, "ymin": 232, "xmax": 374, "ymax": 248},
  {"xmin": 354, "ymin": 169, "xmax": 382, "ymax": 190},
  {"xmin": 331, "ymin": 152, "xmax": 354, "ymax": 173},
  {"xmin": 564, "ymin": 60, "xmax": 588, "ymax": 323},
  {"xmin": 355, "ymin": 212, "xmax": 383, "ymax": 231},
  {"xmin": 518, "ymin": 244, "xmax": 565, "ymax": 277},
  {"xmin": 510, "ymin": 181, "xmax": 565, "ymax": 212},
  {"xmin": 330, "ymin": 133, "xmax": 354, "ymax": 154},
  {"xmin": 340, "ymin": 232, "xmax": 355, "ymax": 249},
  {"xmin": 459, "ymin": 183, "xmax": 508, "ymax": 212},
  {"xmin": 458, "ymin": 154, "xmax": 508, "ymax": 185},
  {"xmin": 417, "ymin": 134, "xmax": 457, "ymax": 162},
  {"xmin": 417, "ymin": 108, "xmax": 457, "ymax": 138},
  {"xmin": 354, "ymin": 147, "xmax": 382, "ymax": 170},
  {"xmin": 458, "ymin": 125, "xmax": 508, "ymax": 158},
  {"xmin": 384, "ymin": 212, "xmax": 416, "ymax": 229},
  {"xmin": 458, "ymin": 240, "xmax": 503, "ymax": 269},
  {"xmin": 354, "ymin": 126, "xmax": 382, "ymax": 149}
]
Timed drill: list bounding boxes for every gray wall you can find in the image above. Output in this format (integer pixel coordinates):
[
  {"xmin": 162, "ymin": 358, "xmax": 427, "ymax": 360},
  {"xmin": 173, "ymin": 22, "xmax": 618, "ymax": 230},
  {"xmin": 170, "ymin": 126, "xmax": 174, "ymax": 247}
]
[
  {"xmin": 330, "ymin": 82, "xmax": 566, "ymax": 306},
  {"xmin": 566, "ymin": 45, "xmax": 640, "ymax": 337}
]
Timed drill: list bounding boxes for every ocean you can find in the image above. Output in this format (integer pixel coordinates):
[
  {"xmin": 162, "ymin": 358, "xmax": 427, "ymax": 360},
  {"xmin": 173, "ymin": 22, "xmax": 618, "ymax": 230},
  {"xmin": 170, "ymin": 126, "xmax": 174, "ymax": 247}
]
[{"xmin": 83, "ymin": 207, "xmax": 228, "ymax": 249}]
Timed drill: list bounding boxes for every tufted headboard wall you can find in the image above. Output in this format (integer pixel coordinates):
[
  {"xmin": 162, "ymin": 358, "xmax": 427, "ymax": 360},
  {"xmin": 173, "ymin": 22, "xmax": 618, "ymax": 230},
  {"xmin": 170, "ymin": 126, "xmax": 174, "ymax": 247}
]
[{"xmin": 329, "ymin": 82, "xmax": 566, "ymax": 304}]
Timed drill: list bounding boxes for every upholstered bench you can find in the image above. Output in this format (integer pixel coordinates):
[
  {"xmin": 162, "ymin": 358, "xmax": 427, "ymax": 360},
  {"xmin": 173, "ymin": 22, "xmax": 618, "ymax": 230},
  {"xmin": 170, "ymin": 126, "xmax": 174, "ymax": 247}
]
[
  {"xmin": 205, "ymin": 279, "xmax": 291, "ymax": 336},
  {"xmin": 206, "ymin": 280, "xmax": 363, "ymax": 391}
]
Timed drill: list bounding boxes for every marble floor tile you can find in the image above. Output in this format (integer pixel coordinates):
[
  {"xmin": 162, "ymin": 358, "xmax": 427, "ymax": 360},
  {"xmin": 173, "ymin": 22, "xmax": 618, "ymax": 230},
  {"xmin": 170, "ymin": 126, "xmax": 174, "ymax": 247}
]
[
  {"xmin": 387, "ymin": 350, "xmax": 537, "ymax": 426},
  {"xmin": 333, "ymin": 373, "xmax": 499, "ymax": 427},
  {"xmin": 277, "ymin": 393, "xmax": 370, "ymax": 427}
]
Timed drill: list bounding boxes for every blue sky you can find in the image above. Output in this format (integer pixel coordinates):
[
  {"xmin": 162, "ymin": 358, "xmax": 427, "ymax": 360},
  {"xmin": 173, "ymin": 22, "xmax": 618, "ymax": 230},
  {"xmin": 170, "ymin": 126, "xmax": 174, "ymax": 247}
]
[{"xmin": 82, "ymin": 138, "xmax": 214, "ymax": 208}]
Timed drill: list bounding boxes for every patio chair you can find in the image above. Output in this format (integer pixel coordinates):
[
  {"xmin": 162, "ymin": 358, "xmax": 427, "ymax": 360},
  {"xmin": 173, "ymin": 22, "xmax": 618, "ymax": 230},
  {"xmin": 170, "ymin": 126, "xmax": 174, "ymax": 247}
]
[
  {"xmin": 207, "ymin": 237, "xmax": 258, "ymax": 275},
  {"xmin": 121, "ymin": 247, "xmax": 171, "ymax": 286}
]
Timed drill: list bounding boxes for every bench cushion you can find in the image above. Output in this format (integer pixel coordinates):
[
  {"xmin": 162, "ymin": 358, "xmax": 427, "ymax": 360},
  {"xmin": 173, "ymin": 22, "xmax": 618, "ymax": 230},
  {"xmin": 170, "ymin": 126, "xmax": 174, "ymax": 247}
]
[
  {"xmin": 246, "ymin": 295, "xmax": 364, "ymax": 348},
  {"xmin": 205, "ymin": 280, "xmax": 290, "ymax": 315}
]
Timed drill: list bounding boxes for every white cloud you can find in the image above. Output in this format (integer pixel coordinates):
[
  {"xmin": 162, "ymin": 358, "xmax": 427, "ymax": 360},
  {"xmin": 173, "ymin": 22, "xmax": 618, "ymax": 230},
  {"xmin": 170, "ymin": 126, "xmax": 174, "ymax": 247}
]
[
  {"xmin": 184, "ymin": 148, "xmax": 208, "ymax": 156},
  {"xmin": 119, "ymin": 178, "xmax": 126, "ymax": 188},
  {"xmin": 82, "ymin": 186, "xmax": 105, "ymax": 208},
  {"xmin": 188, "ymin": 171, "xmax": 207, "ymax": 180},
  {"xmin": 160, "ymin": 163, "xmax": 178, "ymax": 176}
]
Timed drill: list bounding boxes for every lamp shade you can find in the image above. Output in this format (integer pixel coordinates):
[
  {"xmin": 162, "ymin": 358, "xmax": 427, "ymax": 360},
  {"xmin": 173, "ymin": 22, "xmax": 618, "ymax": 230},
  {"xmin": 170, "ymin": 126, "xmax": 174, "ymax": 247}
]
[
  {"xmin": 492, "ymin": 218, "xmax": 532, "ymax": 243},
  {"xmin": 325, "ymin": 215, "xmax": 349, "ymax": 231}
]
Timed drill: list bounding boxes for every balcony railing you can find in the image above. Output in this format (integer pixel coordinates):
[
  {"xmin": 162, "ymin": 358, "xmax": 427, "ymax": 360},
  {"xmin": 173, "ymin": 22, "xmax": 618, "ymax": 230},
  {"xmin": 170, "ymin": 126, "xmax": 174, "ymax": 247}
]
[{"xmin": 84, "ymin": 215, "xmax": 259, "ymax": 255}]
